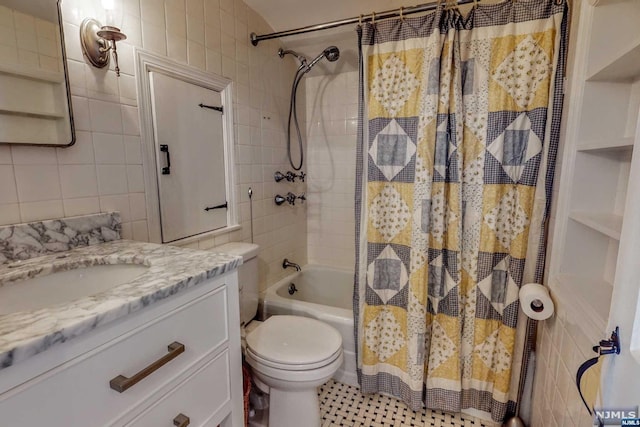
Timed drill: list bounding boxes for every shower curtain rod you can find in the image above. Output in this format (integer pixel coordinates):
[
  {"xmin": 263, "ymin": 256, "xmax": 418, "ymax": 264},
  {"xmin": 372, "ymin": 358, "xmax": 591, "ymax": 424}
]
[{"xmin": 249, "ymin": 0, "xmax": 480, "ymax": 46}]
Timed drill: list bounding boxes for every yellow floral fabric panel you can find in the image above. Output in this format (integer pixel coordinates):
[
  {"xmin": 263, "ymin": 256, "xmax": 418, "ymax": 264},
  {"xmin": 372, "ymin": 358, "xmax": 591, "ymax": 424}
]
[
  {"xmin": 488, "ymin": 31, "xmax": 557, "ymax": 112},
  {"xmin": 368, "ymin": 49, "xmax": 424, "ymax": 119}
]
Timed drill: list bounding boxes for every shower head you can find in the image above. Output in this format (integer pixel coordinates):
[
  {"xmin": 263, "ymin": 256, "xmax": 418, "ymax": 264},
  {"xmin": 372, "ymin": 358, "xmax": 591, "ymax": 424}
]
[
  {"xmin": 306, "ymin": 46, "xmax": 340, "ymax": 70},
  {"xmin": 281, "ymin": 45, "xmax": 340, "ymax": 171},
  {"xmin": 278, "ymin": 48, "xmax": 308, "ymax": 67},
  {"xmin": 279, "ymin": 46, "xmax": 340, "ymax": 73},
  {"xmin": 323, "ymin": 46, "xmax": 340, "ymax": 62}
]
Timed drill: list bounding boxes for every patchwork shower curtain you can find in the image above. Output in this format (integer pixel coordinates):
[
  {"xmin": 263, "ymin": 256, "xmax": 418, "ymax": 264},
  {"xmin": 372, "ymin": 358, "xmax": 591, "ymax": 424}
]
[{"xmin": 354, "ymin": 0, "xmax": 567, "ymax": 421}]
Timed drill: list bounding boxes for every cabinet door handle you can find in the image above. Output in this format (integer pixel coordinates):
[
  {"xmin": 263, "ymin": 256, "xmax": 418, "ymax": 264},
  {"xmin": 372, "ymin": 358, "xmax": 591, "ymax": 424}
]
[
  {"xmin": 173, "ymin": 413, "xmax": 190, "ymax": 427},
  {"xmin": 160, "ymin": 144, "xmax": 171, "ymax": 175},
  {"xmin": 109, "ymin": 341, "xmax": 185, "ymax": 393}
]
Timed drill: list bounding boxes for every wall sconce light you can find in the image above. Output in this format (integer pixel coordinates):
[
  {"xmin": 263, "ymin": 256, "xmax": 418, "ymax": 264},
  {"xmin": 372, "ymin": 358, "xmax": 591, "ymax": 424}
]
[{"xmin": 80, "ymin": 0, "xmax": 127, "ymax": 76}]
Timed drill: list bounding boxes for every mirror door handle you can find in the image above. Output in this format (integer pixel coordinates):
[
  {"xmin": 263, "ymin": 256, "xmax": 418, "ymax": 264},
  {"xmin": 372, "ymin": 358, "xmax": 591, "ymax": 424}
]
[{"xmin": 160, "ymin": 144, "xmax": 171, "ymax": 175}]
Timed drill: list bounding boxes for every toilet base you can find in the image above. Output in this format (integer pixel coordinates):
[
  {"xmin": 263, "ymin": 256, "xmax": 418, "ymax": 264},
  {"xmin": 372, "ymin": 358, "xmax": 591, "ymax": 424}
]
[
  {"xmin": 246, "ymin": 353, "xmax": 343, "ymax": 427},
  {"xmin": 269, "ymin": 387, "xmax": 321, "ymax": 427}
]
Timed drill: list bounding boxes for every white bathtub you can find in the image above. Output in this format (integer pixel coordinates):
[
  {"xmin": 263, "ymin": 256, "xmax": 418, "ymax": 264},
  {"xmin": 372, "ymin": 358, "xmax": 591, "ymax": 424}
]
[{"xmin": 262, "ymin": 265, "xmax": 357, "ymax": 387}]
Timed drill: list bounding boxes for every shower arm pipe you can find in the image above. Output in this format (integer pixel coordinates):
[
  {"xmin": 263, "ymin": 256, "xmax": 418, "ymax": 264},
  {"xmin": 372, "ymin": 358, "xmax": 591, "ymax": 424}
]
[{"xmin": 250, "ymin": 0, "xmax": 479, "ymax": 46}]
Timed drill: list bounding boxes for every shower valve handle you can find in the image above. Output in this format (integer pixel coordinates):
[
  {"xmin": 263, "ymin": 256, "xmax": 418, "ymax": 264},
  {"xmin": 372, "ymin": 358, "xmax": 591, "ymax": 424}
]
[
  {"xmin": 274, "ymin": 171, "xmax": 306, "ymax": 182},
  {"xmin": 286, "ymin": 192, "xmax": 297, "ymax": 205},
  {"xmin": 274, "ymin": 171, "xmax": 286, "ymax": 182},
  {"xmin": 285, "ymin": 171, "xmax": 296, "ymax": 182},
  {"xmin": 274, "ymin": 192, "xmax": 306, "ymax": 206}
]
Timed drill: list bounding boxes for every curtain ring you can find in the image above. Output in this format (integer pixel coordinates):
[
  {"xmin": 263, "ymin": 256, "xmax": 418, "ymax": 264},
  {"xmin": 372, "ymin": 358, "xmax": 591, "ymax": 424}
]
[
  {"xmin": 399, "ymin": 7, "xmax": 404, "ymax": 21},
  {"xmin": 371, "ymin": 11, "xmax": 376, "ymax": 24},
  {"xmin": 358, "ymin": 14, "xmax": 363, "ymax": 25}
]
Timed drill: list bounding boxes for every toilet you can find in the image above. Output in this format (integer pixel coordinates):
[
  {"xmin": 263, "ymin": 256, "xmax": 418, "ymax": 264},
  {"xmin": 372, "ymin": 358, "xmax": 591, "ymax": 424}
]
[{"xmin": 216, "ymin": 243, "xmax": 343, "ymax": 427}]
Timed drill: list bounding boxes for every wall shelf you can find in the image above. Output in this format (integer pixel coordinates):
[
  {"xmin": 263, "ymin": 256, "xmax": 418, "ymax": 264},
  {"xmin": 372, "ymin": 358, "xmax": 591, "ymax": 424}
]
[
  {"xmin": 569, "ymin": 211, "xmax": 623, "ymax": 240},
  {"xmin": 577, "ymin": 137, "xmax": 634, "ymax": 153},
  {"xmin": 0, "ymin": 64, "xmax": 69, "ymax": 144},
  {"xmin": 587, "ymin": 43, "xmax": 640, "ymax": 82},
  {"xmin": 0, "ymin": 107, "xmax": 65, "ymax": 119},
  {"xmin": 0, "ymin": 63, "xmax": 63, "ymax": 84}
]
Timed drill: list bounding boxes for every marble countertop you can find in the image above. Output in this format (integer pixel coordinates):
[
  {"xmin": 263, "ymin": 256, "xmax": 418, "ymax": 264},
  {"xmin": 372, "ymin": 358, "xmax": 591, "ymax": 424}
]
[{"xmin": 0, "ymin": 240, "xmax": 242, "ymax": 370}]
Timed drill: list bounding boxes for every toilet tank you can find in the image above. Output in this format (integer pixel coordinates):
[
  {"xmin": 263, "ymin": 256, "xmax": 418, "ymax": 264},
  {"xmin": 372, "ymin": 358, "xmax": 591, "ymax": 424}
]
[{"xmin": 214, "ymin": 242, "xmax": 259, "ymax": 326}]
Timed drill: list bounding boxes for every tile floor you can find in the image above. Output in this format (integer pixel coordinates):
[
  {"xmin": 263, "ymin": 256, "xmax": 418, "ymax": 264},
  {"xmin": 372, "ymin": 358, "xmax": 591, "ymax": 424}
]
[{"xmin": 319, "ymin": 380, "xmax": 494, "ymax": 427}]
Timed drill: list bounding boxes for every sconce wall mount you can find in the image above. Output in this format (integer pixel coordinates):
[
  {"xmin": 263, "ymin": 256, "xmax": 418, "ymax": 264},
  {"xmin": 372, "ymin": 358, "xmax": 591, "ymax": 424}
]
[{"xmin": 80, "ymin": 18, "xmax": 127, "ymax": 76}]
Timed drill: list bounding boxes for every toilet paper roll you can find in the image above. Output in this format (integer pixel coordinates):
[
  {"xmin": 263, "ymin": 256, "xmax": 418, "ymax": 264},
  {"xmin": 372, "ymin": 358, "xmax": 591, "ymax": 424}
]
[{"xmin": 519, "ymin": 283, "xmax": 555, "ymax": 320}]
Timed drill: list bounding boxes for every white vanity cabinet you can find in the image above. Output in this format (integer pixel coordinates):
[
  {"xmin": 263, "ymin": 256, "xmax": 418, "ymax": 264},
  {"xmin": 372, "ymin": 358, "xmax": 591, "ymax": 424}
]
[{"xmin": 0, "ymin": 271, "xmax": 244, "ymax": 427}]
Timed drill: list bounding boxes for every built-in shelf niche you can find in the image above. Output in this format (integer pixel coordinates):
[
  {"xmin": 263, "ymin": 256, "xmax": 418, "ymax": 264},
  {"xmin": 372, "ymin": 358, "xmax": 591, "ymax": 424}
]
[
  {"xmin": 570, "ymin": 150, "xmax": 631, "ymax": 215},
  {"xmin": 586, "ymin": 0, "xmax": 640, "ymax": 81},
  {"xmin": 552, "ymin": 0, "xmax": 640, "ymax": 343},
  {"xmin": 568, "ymin": 211, "xmax": 622, "ymax": 240},
  {"xmin": 578, "ymin": 81, "xmax": 639, "ymax": 142},
  {"xmin": 0, "ymin": 72, "xmax": 66, "ymax": 114},
  {"xmin": 549, "ymin": 0, "xmax": 640, "ymax": 402},
  {"xmin": 562, "ymin": 220, "xmax": 618, "ymax": 284},
  {"xmin": 0, "ymin": 63, "xmax": 69, "ymax": 144},
  {"xmin": 588, "ymin": 44, "xmax": 640, "ymax": 82},
  {"xmin": 556, "ymin": 274, "xmax": 612, "ymax": 333}
]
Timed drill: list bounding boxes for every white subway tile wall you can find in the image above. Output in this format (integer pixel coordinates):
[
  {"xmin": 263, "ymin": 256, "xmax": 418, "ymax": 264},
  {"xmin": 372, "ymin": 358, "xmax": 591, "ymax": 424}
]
[
  {"xmin": 530, "ymin": 303, "xmax": 596, "ymax": 427},
  {"xmin": 305, "ymin": 71, "xmax": 358, "ymax": 270},
  {"xmin": 0, "ymin": 0, "xmax": 305, "ymax": 291}
]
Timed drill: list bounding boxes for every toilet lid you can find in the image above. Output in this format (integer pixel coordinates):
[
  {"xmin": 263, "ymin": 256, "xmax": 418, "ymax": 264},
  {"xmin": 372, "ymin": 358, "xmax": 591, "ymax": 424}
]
[{"xmin": 246, "ymin": 315, "xmax": 342, "ymax": 366}]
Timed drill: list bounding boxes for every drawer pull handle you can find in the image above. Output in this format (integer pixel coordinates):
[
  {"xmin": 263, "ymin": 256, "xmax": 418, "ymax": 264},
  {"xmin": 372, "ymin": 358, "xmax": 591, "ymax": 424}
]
[
  {"xmin": 173, "ymin": 413, "xmax": 190, "ymax": 427},
  {"xmin": 109, "ymin": 341, "xmax": 185, "ymax": 393}
]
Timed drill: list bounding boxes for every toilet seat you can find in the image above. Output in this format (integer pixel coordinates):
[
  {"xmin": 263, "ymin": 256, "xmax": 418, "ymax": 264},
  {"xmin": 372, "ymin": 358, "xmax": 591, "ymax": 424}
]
[
  {"xmin": 246, "ymin": 347, "xmax": 344, "ymax": 385},
  {"xmin": 246, "ymin": 346, "xmax": 342, "ymax": 371},
  {"xmin": 246, "ymin": 315, "xmax": 342, "ymax": 370}
]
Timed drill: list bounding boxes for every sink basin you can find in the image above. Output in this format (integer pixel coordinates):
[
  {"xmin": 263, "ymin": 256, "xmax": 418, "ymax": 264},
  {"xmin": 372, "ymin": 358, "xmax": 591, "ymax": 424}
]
[{"xmin": 0, "ymin": 264, "xmax": 149, "ymax": 315}]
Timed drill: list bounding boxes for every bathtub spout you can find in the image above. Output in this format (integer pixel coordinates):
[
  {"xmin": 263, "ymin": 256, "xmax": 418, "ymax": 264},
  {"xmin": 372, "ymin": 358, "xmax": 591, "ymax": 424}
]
[{"xmin": 283, "ymin": 258, "xmax": 301, "ymax": 271}]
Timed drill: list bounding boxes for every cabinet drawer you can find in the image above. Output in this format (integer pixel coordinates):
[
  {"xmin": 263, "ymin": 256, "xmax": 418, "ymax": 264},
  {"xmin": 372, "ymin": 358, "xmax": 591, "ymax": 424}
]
[
  {"xmin": 0, "ymin": 286, "xmax": 229, "ymax": 427},
  {"xmin": 127, "ymin": 350, "xmax": 231, "ymax": 427}
]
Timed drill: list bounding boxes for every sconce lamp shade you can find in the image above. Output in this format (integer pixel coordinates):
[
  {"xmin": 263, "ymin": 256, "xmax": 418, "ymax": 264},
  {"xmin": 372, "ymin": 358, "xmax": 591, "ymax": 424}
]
[{"xmin": 102, "ymin": 0, "xmax": 123, "ymax": 29}]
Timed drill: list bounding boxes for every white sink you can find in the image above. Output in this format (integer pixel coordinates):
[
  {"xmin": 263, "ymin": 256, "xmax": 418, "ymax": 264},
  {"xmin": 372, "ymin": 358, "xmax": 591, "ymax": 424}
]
[{"xmin": 0, "ymin": 264, "xmax": 149, "ymax": 315}]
